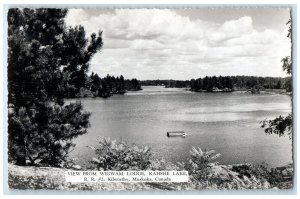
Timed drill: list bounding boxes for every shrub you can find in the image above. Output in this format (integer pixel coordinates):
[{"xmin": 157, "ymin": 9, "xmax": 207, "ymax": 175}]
[
  {"xmin": 149, "ymin": 158, "xmax": 179, "ymax": 171},
  {"xmin": 178, "ymin": 147, "xmax": 273, "ymax": 189},
  {"xmin": 249, "ymin": 163, "xmax": 293, "ymax": 189},
  {"xmin": 89, "ymin": 137, "xmax": 152, "ymax": 170},
  {"xmin": 88, "ymin": 138, "xmax": 291, "ymax": 190},
  {"xmin": 178, "ymin": 147, "xmax": 221, "ymax": 174}
]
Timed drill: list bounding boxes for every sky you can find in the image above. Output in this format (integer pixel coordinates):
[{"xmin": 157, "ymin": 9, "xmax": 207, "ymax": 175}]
[{"xmin": 65, "ymin": 8, "xmax": 291, "ymax": 80}]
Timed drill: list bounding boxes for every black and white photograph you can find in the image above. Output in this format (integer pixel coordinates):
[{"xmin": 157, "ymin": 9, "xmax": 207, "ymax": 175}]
[{"xmin": 5, "ymin": 5, "xmax": 295, "ymax": 193}]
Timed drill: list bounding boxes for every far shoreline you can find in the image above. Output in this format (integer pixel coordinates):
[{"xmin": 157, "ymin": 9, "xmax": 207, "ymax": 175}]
[{"xmin": 63, "ymin": 87, "xmax": 289, "ymax": 102}]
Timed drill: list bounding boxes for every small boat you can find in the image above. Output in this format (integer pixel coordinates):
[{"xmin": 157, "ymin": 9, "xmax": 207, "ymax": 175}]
[{"xmin": 167, "ymin": 131, "xmax": 186, "ymax": 137}]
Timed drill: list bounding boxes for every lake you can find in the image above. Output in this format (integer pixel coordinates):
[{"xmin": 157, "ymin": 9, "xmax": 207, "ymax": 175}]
[{"xmin": 69, "ymin": 86, "xmax": 293, "ymax": 168}]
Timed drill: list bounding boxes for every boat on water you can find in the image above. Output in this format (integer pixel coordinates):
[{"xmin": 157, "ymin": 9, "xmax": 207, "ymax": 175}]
[{"xmin": 167, "ymin": 131, "xmax": 186, "ymax": 137}]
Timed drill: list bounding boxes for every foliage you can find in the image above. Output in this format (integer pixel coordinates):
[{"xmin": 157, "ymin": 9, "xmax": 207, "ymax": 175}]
[
  {"xmin": 267, "ymin": 164, "xmax": 293, "ymax": 188},
  {"xmin": 89, "ymin": 137, "xmax": 152, "ymax": 170},
  {"xmin": 9, "ymin": 102, "xmax": 90, "ymax": 166},
  {"xmin": 60, "ymin": 157, "xmax": 82, "ymax": 170},
  {"xmin": 89, "ymin": 137, "xmax": 181, "ymax": 171},
  {"xmin": 87, "ymin": 73, "xmax": 142, "ymax": 98},
  {"xmin": 8, "ymin": 140, "xmax": 293, "ymax": 190},
  {"xmin": 282, "ymin": 56, "xmax": 292, "ymax": 75},
  {"xmin": 233, "ymin": 163, "xmax": 293, "ymax": 189},
  {"xmin": 282, "ymin": 18, "xmax": 292, "ymax": 76},
  {"xmin": 8, "ymin": 161, "xmax": 292, "ymax": 190},
  {"xmin": 87, "ymin": 138, "xmax": 292, "ymax": 189},
  {"xmin": 88, "ymin": 140, "xmax": 273, "ymax": 189},
  {"xmin": 260, "ymin": 114, "xmax": 292, "ymax": 138},
  {"xmin": 7, "ymin": 8, "xmax": 103, "ymax": 166},
  {"xmin": 141, "ymin": 76, "xmax": 288, "ymax": 91},
  {"xmin": 8, "ymin": 163, "xmax": 174, "ymax": 191},
  {"xmin": 149, "ymin": 158, "xmax": 179, "ymax": 171},
  {"xmin": 191, "ymin": 76, "xmax": 233, "ymax": 92},
  {"xmin": 178, "ymin": 147, "xmax": 221, "ymax": 174},
  {"xmin": 141, "ymin": 80, "xmax": 190, "ymax": 88},
  {"xmin": 176, "ymin": 147, "xmax": 282, "ymax": 189},
  {"xmin": 260, "ymin": 18, "xmax": 292, "ymax": 138},
  {"xmin": 178, "ymin": 147, "xmax": 225, "ymax": 184}
]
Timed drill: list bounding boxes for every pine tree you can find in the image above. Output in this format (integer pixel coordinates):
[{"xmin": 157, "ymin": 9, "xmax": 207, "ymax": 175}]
[{"xmin": 7, "ymin": 8, "xmax": 103, "ymax": 166}]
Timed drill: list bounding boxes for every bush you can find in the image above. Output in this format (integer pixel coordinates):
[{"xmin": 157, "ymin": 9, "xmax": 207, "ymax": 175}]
[
  {"xmin": 88, "ymin": 137, "xmax": 292, "ymax": 190},
  {"xmin": 177, "ymin": 147, "xmax": 221, "ymax": 174},
  {"xmin": 248, "ymin": 163, "xmax": 293, "ymax": 189},
  {"xmin": 89, "ymin": 137, "xmax": 152, "ymax": 170},
  {"xmin": 149, "ymin": 158, "xmax": 179, "ymax": 171},
  {"xmin": 177, "ymin": 147, "xmax": 273, "ymax": 189}
]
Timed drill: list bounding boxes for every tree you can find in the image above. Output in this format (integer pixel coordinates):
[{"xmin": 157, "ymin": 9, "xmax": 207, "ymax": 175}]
[
  {"xmin": 276, "ymin": 79, "xmax": 282, "ymax": 89},
  {"xmin": 196, "ymin": 78, "xmax": 203, "ymax": 90},
  {"xmin": 261, "ymin": 115, "xmax": 292, "ymax": 137},
  {"xmin": 261, "ymin": 18, "xmax": 292, "ymax": 138},
  {"xmin": 8, "ymin": 8, "xmax": 103, "ymax": 166},
  {"xmin": 90, "ymin": 72, "xmax": 101, "ymax": 94}
]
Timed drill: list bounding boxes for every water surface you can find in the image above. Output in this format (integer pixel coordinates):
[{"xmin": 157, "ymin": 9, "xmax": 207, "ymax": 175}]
[{"xmin": 70, "ymin": 86, "xmax": 292, "ymax": 168}]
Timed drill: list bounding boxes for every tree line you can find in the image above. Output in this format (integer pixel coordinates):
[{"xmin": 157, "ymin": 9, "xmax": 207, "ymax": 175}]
[
  {"xmin": 191, "ymin": 76, "xmax": 233, "ymax": 92},
  {"xmin": 141, "ymin": 76, "xmax": 291, "ymax": 92},
  {"xmin": 65, "ymin": 73, "xmax": 142, "ymax": 98},
  {"xmin": 191, "ymin": 76, "xmax": 290, "ymax": 92},
  {"xmin": 140, "ymin": 80, "xmax": 190, "ymax": 88}
]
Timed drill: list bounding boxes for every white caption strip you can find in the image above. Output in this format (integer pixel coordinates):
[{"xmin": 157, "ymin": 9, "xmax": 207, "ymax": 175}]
[{"xmin": 65, "ymin": 170, "xmax": 189, "ymax": 183}]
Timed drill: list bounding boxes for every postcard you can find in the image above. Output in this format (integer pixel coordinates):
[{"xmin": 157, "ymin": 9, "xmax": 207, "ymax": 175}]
[{"xmin": 5, "ymin": 5, "xmax": 294, "ymax": 193}]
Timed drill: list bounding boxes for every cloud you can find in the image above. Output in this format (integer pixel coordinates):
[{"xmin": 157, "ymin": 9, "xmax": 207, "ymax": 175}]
[
  {"xmin": 65, "ymin": 9, "xmax": 291, "ymax": 80},
  {"xmin": 210, "ymin": 16, "xmax": 254, "ymax": 43}
]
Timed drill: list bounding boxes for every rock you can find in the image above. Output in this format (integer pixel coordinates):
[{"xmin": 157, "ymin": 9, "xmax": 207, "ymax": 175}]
[{"xmin": 71, "ymin": 165, "xmax": 81, "ymax": 170}]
